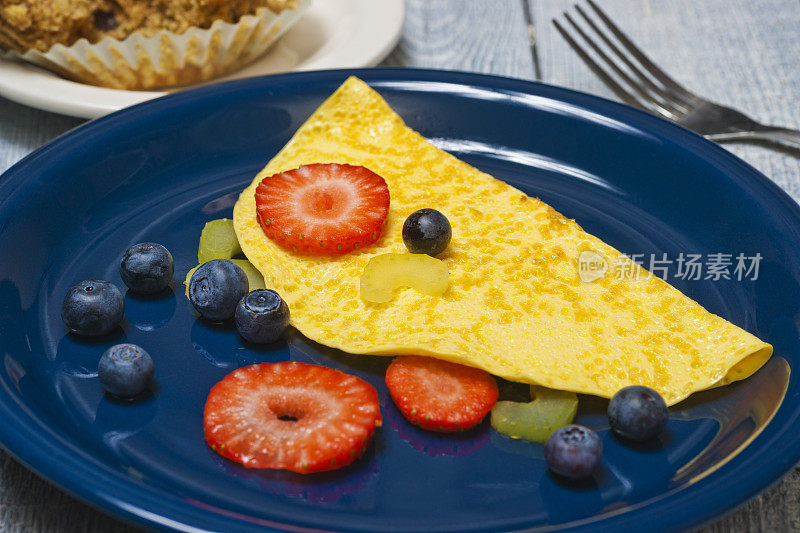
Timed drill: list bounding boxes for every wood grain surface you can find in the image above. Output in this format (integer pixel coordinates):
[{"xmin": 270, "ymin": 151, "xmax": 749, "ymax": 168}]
[{"xmin": 1, "ymin": 0, "xmax": 799, "ymax": 531}]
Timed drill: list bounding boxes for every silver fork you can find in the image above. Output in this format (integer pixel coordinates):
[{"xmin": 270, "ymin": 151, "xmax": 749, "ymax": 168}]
[{"xmin": 553, "ymin": 0, "xmax": 800, "ymax": 148}]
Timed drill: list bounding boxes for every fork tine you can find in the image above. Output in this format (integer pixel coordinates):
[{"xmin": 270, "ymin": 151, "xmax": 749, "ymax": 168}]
[
  {"xmin": 586, "ymin": 0, "xmax": 693, "ymax": 98},
  {"xmin": 561, "ymin": 12, "xmax": 680, "ymax": 119},
  {"xmin": 573, "ymin": 4, "xmax": 691, "ymax": 112},
  {"xmin": 552, "ymin": 19, "xmax": 648, "ymax": 112}
]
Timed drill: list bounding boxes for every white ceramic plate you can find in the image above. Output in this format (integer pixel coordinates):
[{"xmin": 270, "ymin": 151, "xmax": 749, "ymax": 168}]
[{"xmin": 0, "ymin": 0, "xmax": 404, "ymax": 118}]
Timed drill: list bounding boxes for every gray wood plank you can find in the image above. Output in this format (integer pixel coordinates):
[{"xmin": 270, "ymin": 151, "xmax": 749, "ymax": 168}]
[
  {"xmin": 531, "ymin": 0, "xmax": 800, "ymax": 199},
  {"xmin": 0, "ymin": 453, "xmax": 138, "ymax": 532},
  {"xmin": 0, "ymin": 98, "xmax": 82, "ymax": 172},
  {"xmin": 382, "ymin": 0, "xmax": 536, "ymax": 79}
]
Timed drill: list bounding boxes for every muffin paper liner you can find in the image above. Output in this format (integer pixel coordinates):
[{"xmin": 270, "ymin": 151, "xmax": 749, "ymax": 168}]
[{"xmin": 5, "ymin": 1, "xmax": 309, "ymax": 90}]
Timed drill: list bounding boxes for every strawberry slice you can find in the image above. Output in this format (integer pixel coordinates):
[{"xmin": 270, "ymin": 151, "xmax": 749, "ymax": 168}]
[
  {"xmin": 255, "ymin": 163, "xmax": 390, "ymax": 255},
  {"xmin": 204, "ymin": 362, "xmax": 382, "ymax": 473},
  {"xmin": 385, "ymin": 356, "xmax": 499, "ymax": 433}
]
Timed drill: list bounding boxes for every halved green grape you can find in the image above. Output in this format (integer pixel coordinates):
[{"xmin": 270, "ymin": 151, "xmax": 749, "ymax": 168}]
[
  {"xmin": 360, "ymin": 253, "xmax": 449, "ymax": 303},
  {"xmin": 184, "ymin": 259, "xmax": 266, "ymax": 299},
  {"xmin": 185, "ymin": 265, "xmax": 199, "ymax": 298},
  {"xmin": 198, "ymin": 219, "xmax": 242, "ymax": 264},
  {"xmin": 231, "ymin": 260, "xmax": 266, "ymax": 293},
  {"xmin": 490, "ymin": 386, "xmax": 578, "ymax": 443}
]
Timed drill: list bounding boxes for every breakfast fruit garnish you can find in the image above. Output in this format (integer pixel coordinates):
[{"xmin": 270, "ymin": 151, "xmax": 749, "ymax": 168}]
[
  {"xmin": 235, "ymin": 289, "xmax": 290, "ymax": 344},
  {"xmin": 185, "ymin": 219, "xmax": 264, "ymax": 299},
  {"xmin": 607, "ymin": 385, "xmax": 669, "ymax": 442},
  {"xmin": 255, "ymin": 163, "xmax": 390, "ymax": 255},
  {"xmin": 120, "ymin": 242, "xmax": 174, "ymax": 295},
  {"xmin": 402, "ymin": 208, "xmax": 452, "ymax": 256},
  {"xmin": 198, "ymin": 219, "xmax": 242, "ymax": 264},
  {"xmin": 359, "ymin": 253, "xmax": 449, "ymax": 303},
  {"xmin": 98, "ymin": 343, "xmax": 155, "ymax": 398},
  {"xmin": 544, "ymin": 424, "xmax": 602, "ymax": 480},
  {"xmin": 188, "ymin": 259, "xmax": 249, "ymax": 321},
  {"xmin": 385, "ymin": 356, "xmax": 498, "ymax": 432},
  {"xmin": 186, "ymin": 261, "xmax": 265, "ymax": 299},
  {"xmin": 204, "ymin": 362, "xmax": 382, "ymax": 472},
  {"xmin": 62, "ymin": 280, "xmax": 125, "ymax": 336},
  {"xmin": 491, "ymin": 386, "xmax": 578, "ymax": 443}
]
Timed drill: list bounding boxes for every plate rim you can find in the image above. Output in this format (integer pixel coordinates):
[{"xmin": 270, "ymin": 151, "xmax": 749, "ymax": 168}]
[
  {"xmin": 1, "ymin": 67, "xmax": 800, "ymax": 533},
  {"xmin": 0, "ymin": 0, "xmax": 405, "ymax": 119}
]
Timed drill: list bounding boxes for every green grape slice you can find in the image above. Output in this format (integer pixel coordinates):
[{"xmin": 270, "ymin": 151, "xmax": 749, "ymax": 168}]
[
  {"xmin": 360, "ymin": 253, "xmax": 449, "ymax": 303},
  {"xmin": 198, "ymin": 219, "xmax": 242, "ymax": 264},
  {"xmin": 490, "ymin": 386, "xmax": 578, "ymax": 443}
]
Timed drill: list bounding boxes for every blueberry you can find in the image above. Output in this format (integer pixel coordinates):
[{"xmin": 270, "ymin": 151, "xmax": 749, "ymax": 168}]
[
  {"xmin": 235, "ymin": 289, "xmax": 290, "ymax": 343},
  {"xmin": 402, "ymin": 208, "xmax": 452, "ymax": 256},
  {"xmin": 98, "ymin": 343, "xmax": 154, "ymax": 398},
  {"xmin": 93, "ymin": 9, "xmax": 118, "ymax": 31},
  {"xmin": 544, "ymin": 424, "xmax": 602, "ymax": 479},
  {"xmin": 608, "ymin": 385, "xmax": 669, "ymax": 442},
  {"xmin": 188, "ymin": 259, "xmax": 248, "ymax": 321},
  {"xmin": 120, "ymin": 242, "xmax": 174, "ymax": 295},
  {"xmin": 62, "ymin": 280, "xmax": 124, "ymax": 336}
]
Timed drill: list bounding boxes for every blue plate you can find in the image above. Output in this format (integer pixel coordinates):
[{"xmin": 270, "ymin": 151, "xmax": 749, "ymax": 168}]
[{"xmin": 1, "ymin": 69, "xmax": 799, "ymax": 533}]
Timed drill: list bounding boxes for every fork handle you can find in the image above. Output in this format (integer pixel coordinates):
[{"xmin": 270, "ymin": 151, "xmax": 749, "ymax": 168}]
[
  {"xmin": 751, "ymin": 126, "xmax": 800, "ymax": 148},
  {"xmin": 708, "ymin": 126, "xmax": 800, "ymax": 148}
]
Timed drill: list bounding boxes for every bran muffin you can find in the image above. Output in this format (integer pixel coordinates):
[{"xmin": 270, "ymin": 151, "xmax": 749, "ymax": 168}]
[{"xmin": 0, "ymin": 0, "xmax": 308, "ymax": 89}]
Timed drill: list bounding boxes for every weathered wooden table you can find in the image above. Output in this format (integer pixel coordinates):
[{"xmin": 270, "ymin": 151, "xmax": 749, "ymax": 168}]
[{"xmin": 1, "ymin": 0, "xmax": 799, "ymax": 530}]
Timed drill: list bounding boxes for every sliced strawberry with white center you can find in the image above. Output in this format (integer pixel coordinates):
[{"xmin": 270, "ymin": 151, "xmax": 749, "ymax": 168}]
[
  {"xmin": 204, "ymin": 362, "xmax": 382, "ymax": 473},
  {"xmin": 255, "ymin": 163, "xmax": 390, "ymax": 255},
  {"xmin": 386, "ymin": 356, "xmax": 498, "ymax": 432}
]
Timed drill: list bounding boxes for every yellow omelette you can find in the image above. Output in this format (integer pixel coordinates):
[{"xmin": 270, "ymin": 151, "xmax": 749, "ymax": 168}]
[{"xmin": 233, "ymin": 77, "xmax": 771, "ymax": 406}]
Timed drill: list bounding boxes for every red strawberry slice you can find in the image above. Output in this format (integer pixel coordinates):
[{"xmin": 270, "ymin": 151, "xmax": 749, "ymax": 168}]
[
  {"xmin": 255, "ymin": 163, "xmax": 390, "ymax": 255},
  {"xmin": 385, "ymin": 356, "xmax": 499, "ymax": 433},
  {"xmin": 204, "ymin": 362, "xmax": 382, "ymax": 473}
]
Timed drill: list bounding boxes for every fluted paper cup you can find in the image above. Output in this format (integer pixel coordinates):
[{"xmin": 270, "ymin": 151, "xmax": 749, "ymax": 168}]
[{"xmin": 5, "ymin": 0, "xmax": 309, "ymax": 90}]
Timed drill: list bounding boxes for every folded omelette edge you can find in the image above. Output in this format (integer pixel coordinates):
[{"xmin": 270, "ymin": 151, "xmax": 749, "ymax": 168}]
[{"xmin": 232, "ymin": 76, "xmax": 772, "ymax": 406}]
